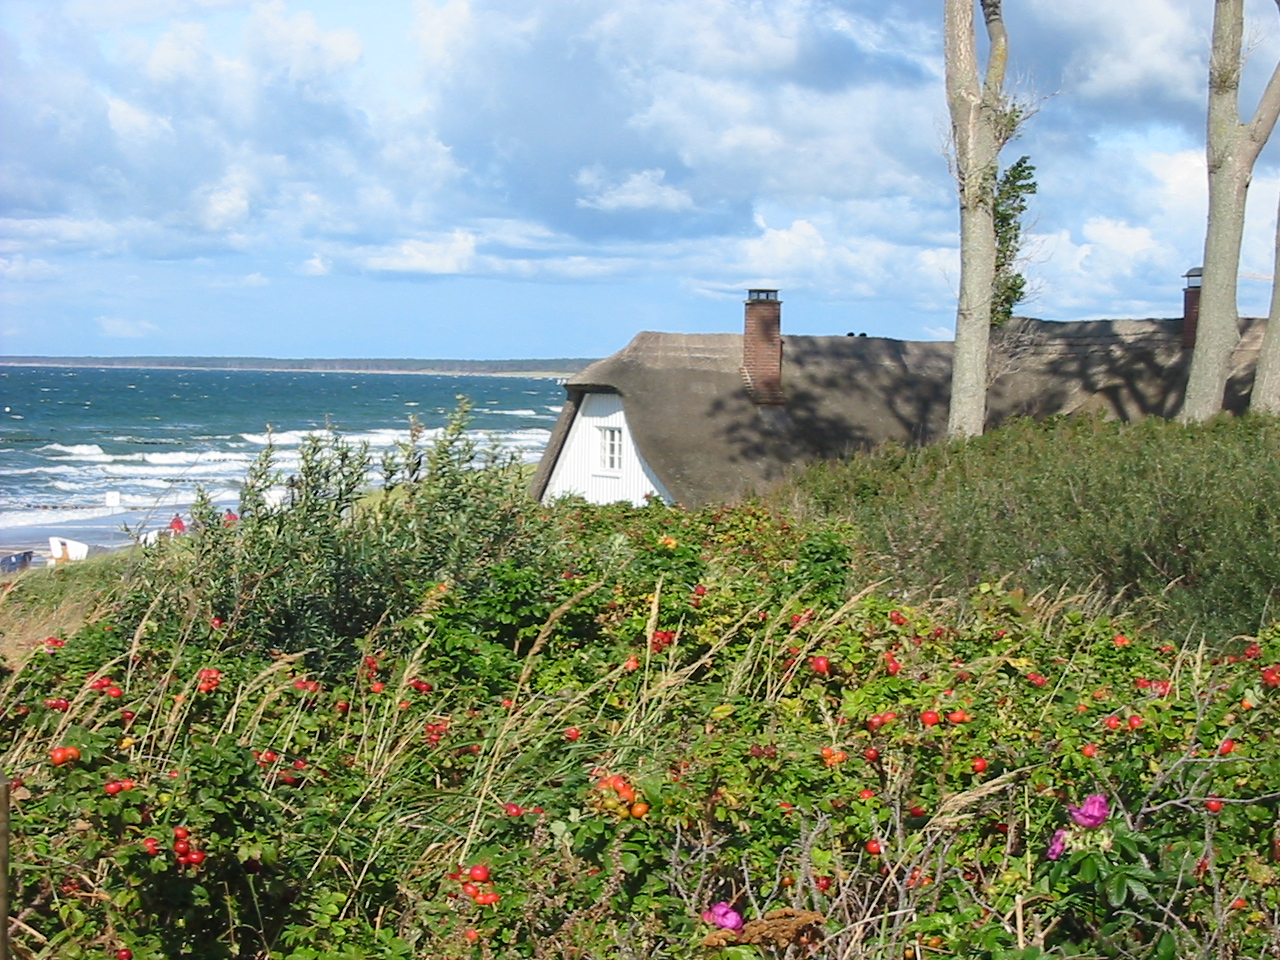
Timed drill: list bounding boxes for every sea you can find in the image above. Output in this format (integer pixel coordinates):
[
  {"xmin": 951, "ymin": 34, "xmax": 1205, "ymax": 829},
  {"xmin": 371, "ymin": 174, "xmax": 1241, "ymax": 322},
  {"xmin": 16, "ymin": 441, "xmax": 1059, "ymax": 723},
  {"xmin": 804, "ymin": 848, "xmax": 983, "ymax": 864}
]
[{"xmin": 0, "ymin": 365, "xmax": 565, "ymax": 550}]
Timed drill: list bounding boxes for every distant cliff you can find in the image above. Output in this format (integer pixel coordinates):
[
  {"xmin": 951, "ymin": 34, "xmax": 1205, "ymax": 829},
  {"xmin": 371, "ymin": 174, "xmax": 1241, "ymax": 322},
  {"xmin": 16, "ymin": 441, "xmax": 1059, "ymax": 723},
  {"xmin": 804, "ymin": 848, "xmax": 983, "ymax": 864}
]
[{"xmin": 0, "ymin": 356, "xmax": 597, "ymax": 377}]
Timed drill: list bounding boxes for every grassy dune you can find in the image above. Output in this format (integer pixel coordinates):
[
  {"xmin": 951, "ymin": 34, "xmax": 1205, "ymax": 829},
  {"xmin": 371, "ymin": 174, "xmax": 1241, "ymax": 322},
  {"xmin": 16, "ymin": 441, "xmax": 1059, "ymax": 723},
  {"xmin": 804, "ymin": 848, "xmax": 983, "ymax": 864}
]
[{"xmin": 2, "ymin": 411, "xmax": 1278, "ymax": 959}]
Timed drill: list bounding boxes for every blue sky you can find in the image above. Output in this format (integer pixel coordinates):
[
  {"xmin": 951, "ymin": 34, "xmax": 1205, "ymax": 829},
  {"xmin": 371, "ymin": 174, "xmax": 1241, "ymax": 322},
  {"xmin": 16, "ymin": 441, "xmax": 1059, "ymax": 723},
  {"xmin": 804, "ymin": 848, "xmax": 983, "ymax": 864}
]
[{"xmin": 3, "ymin": 0, "xmax": 1280, "ymax": 360}]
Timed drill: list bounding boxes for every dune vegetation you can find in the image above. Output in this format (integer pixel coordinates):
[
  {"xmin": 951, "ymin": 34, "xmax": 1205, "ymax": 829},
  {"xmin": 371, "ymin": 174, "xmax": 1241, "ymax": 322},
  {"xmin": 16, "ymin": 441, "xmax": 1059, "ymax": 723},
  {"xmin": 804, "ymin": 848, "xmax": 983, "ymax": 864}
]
[{"xmin": 1, "ymin": 408, "xmax": 1278, "ymax": 960}]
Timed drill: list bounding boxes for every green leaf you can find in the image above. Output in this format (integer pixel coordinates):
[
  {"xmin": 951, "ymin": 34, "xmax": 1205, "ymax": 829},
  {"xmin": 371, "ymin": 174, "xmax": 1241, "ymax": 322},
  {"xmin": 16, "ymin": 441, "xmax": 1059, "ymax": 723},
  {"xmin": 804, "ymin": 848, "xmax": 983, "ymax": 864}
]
[
  {"xmin": 1105, "ymin": 872, "xmax": 1128, "ymax": 907},
  {"xmin": 1078, "ymin": 855, "xmax": 1098, "ymax": 883}
]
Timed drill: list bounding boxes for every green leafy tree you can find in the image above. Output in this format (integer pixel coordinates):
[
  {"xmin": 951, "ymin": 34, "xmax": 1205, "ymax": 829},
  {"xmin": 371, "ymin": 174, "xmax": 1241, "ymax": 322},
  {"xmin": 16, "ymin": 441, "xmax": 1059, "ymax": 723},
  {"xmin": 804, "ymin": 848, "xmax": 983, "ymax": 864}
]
[{"xmin": 991, "ymin": 155, "xmax": 1036, "ymax": 327}]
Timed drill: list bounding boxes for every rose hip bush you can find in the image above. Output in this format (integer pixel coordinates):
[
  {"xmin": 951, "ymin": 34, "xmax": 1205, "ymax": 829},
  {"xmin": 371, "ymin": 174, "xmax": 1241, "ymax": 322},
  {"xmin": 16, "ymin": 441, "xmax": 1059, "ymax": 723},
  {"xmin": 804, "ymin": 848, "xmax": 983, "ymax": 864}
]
[
  {"xmin": 4, "ymin": 568, "xmax": 1280, "ymax": 958},
  {"xmin": 1, "ymin": 428, "xmax": 1278, "ymax": 959}
]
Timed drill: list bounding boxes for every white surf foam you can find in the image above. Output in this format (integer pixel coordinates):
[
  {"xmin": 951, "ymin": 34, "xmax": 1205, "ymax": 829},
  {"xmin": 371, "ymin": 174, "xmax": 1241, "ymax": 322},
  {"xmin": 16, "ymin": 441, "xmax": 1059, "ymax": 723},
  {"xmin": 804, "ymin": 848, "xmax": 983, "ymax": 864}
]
[
  {"xmin": 0, "ymin": 505, "xmax": 120, "ymax": 529},
  {"xmin": 142, "ymin": 451, "xmax": 254, "ymax": 466},
  {"xmin": 38, "ymin": 443, "xmax": 106, "ymax": 457}
]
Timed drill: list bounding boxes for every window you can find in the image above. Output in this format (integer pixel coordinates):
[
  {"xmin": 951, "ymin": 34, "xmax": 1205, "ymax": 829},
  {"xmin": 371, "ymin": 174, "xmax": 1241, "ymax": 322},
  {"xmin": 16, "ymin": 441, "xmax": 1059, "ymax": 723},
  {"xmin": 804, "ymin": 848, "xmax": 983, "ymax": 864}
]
[{"xmin": 599, "ymin": 427, "xmax": 622, "ymax": 471}]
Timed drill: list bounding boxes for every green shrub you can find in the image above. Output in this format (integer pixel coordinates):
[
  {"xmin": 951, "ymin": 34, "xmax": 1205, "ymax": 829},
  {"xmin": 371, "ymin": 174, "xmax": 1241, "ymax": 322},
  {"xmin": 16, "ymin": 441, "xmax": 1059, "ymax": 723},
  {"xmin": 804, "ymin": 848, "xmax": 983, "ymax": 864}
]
[
  {"xmin": 788, "ymin": 413, "xmax": 1280, "ymax": 641},
  {"xmin": 4, "ymin": 493, "xmax": 1280, "ymax": 959},
  {"xmin": 7, "ymin": 410, "xmax": 1280, "ymax": 958},
  {"xmin": 117, "ymin": 402, "xmax": 562, "ymax": 673}
]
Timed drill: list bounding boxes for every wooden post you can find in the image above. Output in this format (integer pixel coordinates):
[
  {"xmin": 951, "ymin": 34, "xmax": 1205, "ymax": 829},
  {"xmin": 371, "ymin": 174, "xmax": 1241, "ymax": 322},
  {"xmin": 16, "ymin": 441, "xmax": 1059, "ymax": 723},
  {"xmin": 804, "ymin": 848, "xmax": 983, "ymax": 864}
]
[{"xmin": 1, "ymin": 773, "xmax": 9, "ymax": 960}]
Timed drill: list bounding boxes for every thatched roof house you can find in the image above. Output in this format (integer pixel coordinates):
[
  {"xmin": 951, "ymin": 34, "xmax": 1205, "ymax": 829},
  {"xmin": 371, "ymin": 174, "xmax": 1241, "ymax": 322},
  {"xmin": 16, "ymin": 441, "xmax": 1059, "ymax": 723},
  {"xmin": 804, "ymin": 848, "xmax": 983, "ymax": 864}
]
[{"xmin": 530, "ymin": 291, "xmax": 1265, "ymax": 508}]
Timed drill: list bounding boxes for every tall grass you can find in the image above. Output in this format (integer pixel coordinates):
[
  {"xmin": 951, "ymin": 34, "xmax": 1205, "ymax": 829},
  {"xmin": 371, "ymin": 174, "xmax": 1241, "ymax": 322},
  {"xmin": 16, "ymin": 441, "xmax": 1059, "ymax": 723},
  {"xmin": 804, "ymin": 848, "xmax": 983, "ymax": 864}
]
[
  {"xmin": 784, "ymin": 412, "xmax": 1280, "ymax": 642},
  {"xmin": 6, "ymin": 409, "xmax": 1280, "ymax": 958},
  {"xmin": 0, "ymin": 552, "xmax": 139, "ymax": 668}
]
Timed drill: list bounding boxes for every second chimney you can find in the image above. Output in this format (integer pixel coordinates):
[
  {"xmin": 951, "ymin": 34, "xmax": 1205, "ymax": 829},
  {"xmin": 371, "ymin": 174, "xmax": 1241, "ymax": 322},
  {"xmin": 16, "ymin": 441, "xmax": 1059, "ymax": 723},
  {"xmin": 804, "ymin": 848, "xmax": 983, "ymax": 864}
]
[
  {"xmin": 1182, "ymin": 266, "xmax": 1202, "ymax": 350},
  {"xmin": 743, "ymin": 289, "xmax": 784, "ymax": 405}
]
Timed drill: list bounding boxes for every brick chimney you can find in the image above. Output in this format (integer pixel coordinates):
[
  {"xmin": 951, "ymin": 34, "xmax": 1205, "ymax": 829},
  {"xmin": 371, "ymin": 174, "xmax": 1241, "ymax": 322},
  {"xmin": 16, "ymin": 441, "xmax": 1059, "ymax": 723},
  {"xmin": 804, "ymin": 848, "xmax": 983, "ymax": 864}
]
[
  {"xmin": 1182, "ymin": 266, "xmax": 1202, "ymax": 350},
  {"xmin": 743, "ymin": 289, "xmax": 784, "ymax": 405}
]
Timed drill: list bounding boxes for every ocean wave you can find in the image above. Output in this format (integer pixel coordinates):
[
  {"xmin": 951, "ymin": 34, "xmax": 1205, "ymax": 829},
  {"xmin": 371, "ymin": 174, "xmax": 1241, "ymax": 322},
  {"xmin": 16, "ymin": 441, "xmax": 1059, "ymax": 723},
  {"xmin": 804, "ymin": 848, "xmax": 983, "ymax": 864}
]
[
  {"xmin": 9, "ymin": 409, "xmax": 554, "ymax": 519},
  {"xmin": 39, "ymin": 443, "xmax": 107, "ymax": 457},
  {"xmin": 239, "ymin": 427, "xmax": 440, "ymax": 448},
  {"xmin": 0, "ymin": 466, "xmax": 77, "ymax": 476},
  {"xmin": 0, "ymin": 505, "xmax": 122, "ymax": 529},
  {"xmin": 127, "ymin": 479, "xmax": 191, "ymax": 491},
  {"xmin": 98, "ymin": 464, "xmax": 260, "ymax": 481},
  {"xmin": 503, "ymin": 428, "xmax": 553, "ymax": 440},
  {"xmin": 142, "ymin": 451, "xmax": 255, "ymax": 466},
  {"xmin": 116, "ymin": 488, "xmax": 239, "ymax": 508},
  {"xmin": 51, "ymin": 480, "xmax": 93, "ymax": 492},
  {"xmin": 107, "ymin": 436, "xmax": 186, "ymax": 444},
  {"xmin": 0, "ymin": 488, "xmax": 242, "ymax": 531}
]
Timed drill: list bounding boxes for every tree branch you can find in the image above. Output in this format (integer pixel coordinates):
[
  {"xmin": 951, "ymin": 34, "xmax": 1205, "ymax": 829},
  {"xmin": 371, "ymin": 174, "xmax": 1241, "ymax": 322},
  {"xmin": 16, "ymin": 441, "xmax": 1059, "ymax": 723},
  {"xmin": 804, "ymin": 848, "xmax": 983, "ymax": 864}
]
[
  {"xmin": 1245, "ymin": 10, "xmax": 1280, "ymax": 146},
  {"xmin": 980, "ymin": 0, "xmax": 1008, "ymax": 97}
]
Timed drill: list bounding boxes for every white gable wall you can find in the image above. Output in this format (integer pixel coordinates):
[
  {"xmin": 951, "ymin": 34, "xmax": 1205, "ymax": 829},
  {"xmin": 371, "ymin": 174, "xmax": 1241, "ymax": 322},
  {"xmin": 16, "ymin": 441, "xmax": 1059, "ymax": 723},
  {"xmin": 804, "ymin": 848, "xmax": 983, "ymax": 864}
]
[{"xmin": 542, "ymin": 392, "xmax": 672, "ymax": 506}]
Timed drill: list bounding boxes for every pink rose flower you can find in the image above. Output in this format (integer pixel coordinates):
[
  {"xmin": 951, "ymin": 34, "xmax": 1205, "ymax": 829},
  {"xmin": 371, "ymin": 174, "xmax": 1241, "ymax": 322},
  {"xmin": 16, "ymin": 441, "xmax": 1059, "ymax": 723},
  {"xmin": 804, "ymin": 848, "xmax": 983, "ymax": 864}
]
[
  {"xmin": 1046, "ymin": 828, "xmax": 1068, "ymax": 860},
  {"xmin": 707, "ymin": 902, "xmax": 744, "ymax": 932},
  {"xmin": 1067, "ymin": 793, "xmax": 1109, "ymax": 828}
]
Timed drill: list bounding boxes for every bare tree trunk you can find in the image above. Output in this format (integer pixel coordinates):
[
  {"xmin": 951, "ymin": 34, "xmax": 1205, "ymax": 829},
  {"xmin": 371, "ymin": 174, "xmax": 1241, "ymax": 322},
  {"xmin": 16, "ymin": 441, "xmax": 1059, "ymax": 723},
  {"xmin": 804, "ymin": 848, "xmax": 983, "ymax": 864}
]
[
  {"xmin": 1180, "ymin": 0, "xmax": 1280, "ymax": 421},
  {"xmin": 1252, "ymin": 191, "xmax": 1280, "ymax": 411},
  {"xmin": 945, "ymin": 0, "xmax": 1011, "ymax": 439}
]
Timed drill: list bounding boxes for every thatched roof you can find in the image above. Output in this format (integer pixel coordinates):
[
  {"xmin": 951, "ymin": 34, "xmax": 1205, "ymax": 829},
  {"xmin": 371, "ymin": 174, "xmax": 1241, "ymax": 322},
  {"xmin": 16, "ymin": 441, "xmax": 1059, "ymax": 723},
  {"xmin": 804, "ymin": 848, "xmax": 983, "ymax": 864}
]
[{"xmin": 530, "ymin": 317, "xmax": 1266, "ymax": 508}]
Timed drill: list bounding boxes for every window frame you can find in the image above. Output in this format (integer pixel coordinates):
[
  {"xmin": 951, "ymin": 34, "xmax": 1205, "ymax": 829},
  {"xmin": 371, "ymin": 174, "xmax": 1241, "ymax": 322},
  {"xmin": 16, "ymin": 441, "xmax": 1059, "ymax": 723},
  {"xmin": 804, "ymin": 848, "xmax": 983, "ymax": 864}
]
[{"xmin": 597, "ymin": 425, "xmax": 623, "ymax": 474}]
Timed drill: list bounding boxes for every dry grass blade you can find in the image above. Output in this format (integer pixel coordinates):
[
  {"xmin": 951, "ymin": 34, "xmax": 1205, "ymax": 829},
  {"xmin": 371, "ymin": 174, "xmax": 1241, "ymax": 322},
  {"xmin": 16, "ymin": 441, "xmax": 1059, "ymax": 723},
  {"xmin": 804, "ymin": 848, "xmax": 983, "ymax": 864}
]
[
  {"xmin": 516, "ymin": 579, "xmax": 605, "ymax": 690},
  {"xmin": 924, "ymin": 767, "xmax": 1036, "ymax": 831}
]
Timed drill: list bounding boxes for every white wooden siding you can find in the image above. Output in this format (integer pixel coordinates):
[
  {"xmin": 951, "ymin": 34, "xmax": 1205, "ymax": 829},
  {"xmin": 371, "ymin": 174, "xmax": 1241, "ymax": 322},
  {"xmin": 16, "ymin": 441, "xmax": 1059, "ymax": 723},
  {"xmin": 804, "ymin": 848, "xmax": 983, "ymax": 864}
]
[{"xmin": 542, "ymin": 392, "xmax": 671, "ymax": 506}]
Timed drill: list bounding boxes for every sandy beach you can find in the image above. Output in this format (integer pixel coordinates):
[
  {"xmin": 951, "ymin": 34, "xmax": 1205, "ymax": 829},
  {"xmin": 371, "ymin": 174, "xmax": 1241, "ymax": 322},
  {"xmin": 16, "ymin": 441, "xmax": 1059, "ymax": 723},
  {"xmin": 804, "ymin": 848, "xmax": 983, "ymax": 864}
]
[{"xmin": 1, "ymin": 504, "xmax": 189, "ymax": 556}]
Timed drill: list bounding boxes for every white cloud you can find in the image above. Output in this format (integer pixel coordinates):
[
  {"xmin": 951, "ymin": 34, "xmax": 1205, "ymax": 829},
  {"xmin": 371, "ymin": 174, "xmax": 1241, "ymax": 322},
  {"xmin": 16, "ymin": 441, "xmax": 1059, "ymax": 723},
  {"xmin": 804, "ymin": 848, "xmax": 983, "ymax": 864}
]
[
  {"xmin": 1030, "ymin": 218, "xmax": 1181, "ymax": 313},
  {"xmin": 65, "ymin": 0, "xmax": 249, "ymax": 30},
  {"xmin": 742, "ymin": 218, "xmax": 831, "ymax": 276},
  {"xmin": 242, "ymin": 272, "xmax": 268, "ymax": 286},
  {"xmin": 300, "ymin": 254, "xmax": 330, "ymax": 276},
  {"xmin": 1082, "ymin": 218, "xmax": 1161, "ymax": 262},
  {"xmin": 144, "ymin": 22, "xmax": 213, "ymax": 81},
  {"xmin": 106, "ymin": 97, "xmax": 173, "ymax": 141},
  {"xmin": 576, "ymin": 169, "xmax": 694, "ymax": 212},
  {"xmin": 98, "ymin": 316, "xmax": 160, "ymax": 338},
  {"xmin": 247, "ymin": 1, "xmax": 363, "ymax": 81},
  {"xmin": 1026, "ymin": 0, "xmax": 1203, "ymax": 104},
  {"xmin": 7, "ymin": 0, "xmax": 1278, "ymax": 351},
  {"xmin": 0, "ymin": 256, "xmax": 62, "ymax": 281},
  {"xmin": 415, "ymin": 0, "xmax": 474, "ymax": 74},
  {"xmin": 196, "ymin": 168, "xmax": 256, "ymax": 232},
  {"xmin": 586, "ymin": 0, "xmax": 804, "ymax": 75},
  {"xmin": 1142, "ymin": 149, "xmax": 1207, "ymax": 225},
  {"xmin": 0, "ymin": 218, "xmax": 124, "ymax": 255},
  {"xmin": 362, "ymin": 231, "xmax": 477, "ymax": 274}
]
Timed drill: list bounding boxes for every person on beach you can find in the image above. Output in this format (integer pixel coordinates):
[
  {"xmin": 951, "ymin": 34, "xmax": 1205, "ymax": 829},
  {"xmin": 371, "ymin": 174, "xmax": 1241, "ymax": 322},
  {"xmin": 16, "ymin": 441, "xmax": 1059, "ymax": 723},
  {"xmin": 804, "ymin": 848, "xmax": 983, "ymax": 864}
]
[
  {"xmin": 168, "ymin": 513, "xmax": 186, "ymax": 534},
  {"xmin": 223, "ymin": 509, "xmax": 239, "ymax": 526}
]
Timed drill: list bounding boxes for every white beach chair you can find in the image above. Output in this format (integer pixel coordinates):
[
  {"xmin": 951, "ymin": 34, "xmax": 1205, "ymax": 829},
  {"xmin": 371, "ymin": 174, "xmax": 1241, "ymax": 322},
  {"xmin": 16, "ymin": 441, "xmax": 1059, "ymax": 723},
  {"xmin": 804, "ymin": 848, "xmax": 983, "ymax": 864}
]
[{"xmin": 48, "ymin": 537, "xmax": 90, "ymax": 565}]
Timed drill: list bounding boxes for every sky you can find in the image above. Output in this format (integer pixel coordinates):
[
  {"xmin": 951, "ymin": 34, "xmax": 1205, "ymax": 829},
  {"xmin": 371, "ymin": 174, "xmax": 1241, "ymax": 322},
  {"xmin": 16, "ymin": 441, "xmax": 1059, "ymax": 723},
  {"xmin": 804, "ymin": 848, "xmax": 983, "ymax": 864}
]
[{"xmin": 4, "ymin": 0, "xmax": 1280, "ymax": 360}]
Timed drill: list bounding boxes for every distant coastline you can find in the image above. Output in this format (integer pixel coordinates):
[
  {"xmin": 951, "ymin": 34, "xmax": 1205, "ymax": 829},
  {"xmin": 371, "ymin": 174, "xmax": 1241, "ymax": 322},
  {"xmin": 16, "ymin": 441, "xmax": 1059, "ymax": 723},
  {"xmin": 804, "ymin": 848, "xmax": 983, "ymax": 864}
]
[{"xmin": 0, "ymin": 356, "xmax": 597, "ymax": 379}]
